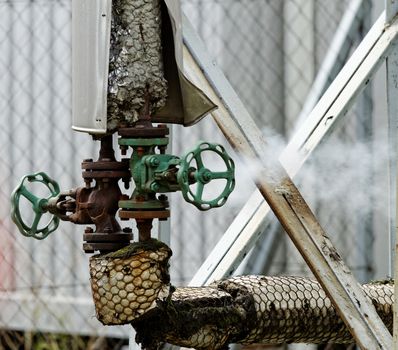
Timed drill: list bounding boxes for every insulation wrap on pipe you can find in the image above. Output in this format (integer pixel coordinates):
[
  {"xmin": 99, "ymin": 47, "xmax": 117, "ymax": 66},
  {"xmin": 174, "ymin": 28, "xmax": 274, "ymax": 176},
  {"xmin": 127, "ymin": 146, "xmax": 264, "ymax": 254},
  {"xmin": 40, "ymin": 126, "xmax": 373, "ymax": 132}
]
[
  {"xmin": 89, "ymin": 240, "xmax": 393, "ymax": 349},
  {"xmin": 106, "ymin": 0, "xmax": 216, "ymax": 131},
  {"xmin": 107, "ymin": 0, "xmax": 167, "ymax": 129}
]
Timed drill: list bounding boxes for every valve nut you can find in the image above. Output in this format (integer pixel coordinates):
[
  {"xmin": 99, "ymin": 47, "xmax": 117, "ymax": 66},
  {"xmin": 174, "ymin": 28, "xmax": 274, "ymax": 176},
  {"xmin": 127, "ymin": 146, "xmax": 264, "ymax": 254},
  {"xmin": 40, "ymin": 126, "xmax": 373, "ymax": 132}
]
[{"xmin": 146, "ymin": 157, "xmax": 160, "ymax": 167}]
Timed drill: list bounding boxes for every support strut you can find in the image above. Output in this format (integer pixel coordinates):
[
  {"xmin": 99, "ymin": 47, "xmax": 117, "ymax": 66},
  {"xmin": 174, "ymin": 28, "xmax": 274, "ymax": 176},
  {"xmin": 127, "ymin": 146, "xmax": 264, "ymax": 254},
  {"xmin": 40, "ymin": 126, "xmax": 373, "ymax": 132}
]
[{"xmin": 182, "ymin": 13, "xmax": 394, "ymax": 349}]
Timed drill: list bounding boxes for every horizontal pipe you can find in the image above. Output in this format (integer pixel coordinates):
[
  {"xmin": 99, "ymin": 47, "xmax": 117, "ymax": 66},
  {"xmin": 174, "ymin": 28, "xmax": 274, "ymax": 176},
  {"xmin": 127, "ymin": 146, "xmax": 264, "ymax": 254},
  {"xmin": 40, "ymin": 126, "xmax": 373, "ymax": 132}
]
[{"xmin": 132, "ymin": 276, "xmax": 393, "ymax": 349}]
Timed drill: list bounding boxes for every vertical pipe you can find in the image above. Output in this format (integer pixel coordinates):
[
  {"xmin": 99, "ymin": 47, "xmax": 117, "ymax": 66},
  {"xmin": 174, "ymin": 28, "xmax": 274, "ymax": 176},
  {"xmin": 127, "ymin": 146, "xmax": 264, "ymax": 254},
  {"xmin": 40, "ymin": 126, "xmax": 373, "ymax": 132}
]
[
  {"xmin": 356, "ymin": 0, "xmax": 373, "ymax": 284},
  {"xmin": 388, "ymin": 42, "xmax": 398, "ymax": 349},
  {"xmin": 158, "ymin": 125, "xmax": 172, "ymax": 247},
  {"xmin": 386, "ymin": 0, "xmax": 398, "ymax": 280},
  {"xmin": 386, "ymin": 2, "xmax": 398, "ymax": 348},
  {"xmin": 356, "ymin": 84, "xmax": 374, "ymax": 283},
  {"xmin": 388, "ymin": 53, "xmax": 398, "ymax": 278}
]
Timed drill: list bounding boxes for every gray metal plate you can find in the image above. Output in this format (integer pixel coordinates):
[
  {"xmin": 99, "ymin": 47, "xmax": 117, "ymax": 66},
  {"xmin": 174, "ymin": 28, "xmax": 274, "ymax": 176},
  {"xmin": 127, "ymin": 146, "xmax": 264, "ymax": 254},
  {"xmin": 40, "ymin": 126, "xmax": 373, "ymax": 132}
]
[{"xmin": 71, "ymin": 0, "xmax": 111, "ymax": 134}]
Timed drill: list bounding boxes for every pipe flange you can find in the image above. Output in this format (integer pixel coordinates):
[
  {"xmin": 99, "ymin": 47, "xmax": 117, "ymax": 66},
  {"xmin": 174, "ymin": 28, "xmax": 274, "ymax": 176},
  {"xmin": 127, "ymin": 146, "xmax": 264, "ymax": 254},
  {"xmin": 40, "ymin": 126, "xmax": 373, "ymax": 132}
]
[
  {"xmin": 118, "ymin": 125, "xmax": 169, "ymax": 138},
  {"xmin": 83, "ymin": 231, "xmax": 133, "ymax": 254}
]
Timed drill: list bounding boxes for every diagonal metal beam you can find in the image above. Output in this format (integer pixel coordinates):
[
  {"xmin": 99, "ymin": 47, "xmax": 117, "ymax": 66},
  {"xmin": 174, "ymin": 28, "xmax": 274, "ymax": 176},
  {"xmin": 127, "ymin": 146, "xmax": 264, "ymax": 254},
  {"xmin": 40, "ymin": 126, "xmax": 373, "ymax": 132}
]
[
  {"xmin": 188, "ymin": 12, "xmax": 390, "ymax": 285},
  {"xmin": 183, "ymin": 11, "xmax": 396, "ymax": 349}
]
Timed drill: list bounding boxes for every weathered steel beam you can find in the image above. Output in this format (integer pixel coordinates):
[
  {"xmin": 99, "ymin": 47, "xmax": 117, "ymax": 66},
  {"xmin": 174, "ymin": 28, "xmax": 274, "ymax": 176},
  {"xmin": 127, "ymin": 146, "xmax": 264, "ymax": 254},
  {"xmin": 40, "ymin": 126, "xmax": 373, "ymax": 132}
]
[{"xmin": 182, "ymin": 12, "xmax": 396, "ymax": 349}]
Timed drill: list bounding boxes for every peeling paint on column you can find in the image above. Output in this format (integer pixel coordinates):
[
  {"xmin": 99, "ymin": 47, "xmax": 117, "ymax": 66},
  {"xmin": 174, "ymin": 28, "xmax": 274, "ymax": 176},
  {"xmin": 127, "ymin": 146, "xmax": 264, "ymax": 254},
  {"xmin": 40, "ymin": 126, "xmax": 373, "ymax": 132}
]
[{"xmin": 107, "ymin": 0, "xmax": 168, "ymax": 131}]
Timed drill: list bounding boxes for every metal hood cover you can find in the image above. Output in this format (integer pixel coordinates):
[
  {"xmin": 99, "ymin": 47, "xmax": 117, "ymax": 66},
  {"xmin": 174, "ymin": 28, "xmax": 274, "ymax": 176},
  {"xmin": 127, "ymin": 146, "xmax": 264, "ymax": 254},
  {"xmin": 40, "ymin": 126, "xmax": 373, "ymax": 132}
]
[
  {"xmin": 154, "ymin": 0, "xmax": 217, "ymax": 126},
  {"xmin": 72, "ymin": 0, "xmax": 216, "ymax": 134}
]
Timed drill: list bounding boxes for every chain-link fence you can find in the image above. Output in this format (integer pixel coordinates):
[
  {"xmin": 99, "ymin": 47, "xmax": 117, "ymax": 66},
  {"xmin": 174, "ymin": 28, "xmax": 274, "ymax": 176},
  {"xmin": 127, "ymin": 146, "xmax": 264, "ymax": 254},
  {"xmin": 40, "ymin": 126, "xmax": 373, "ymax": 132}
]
[
  {"xmin": 0, "ymin": 0, "xmax": 129, "ymax": 348},
  {"xmin": 0, "ymin": 0, "xmax": 389, "ymax": 349}
]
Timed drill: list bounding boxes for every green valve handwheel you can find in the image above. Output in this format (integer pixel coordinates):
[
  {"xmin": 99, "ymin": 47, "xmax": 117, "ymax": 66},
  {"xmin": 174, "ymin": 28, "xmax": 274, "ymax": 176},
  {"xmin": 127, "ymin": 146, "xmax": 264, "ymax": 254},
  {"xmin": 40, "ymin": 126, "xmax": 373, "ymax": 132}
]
[
  {"xmin": 177, "ymin": 142, "xmax": 235, "ymax": 211},
  {"xmin": 11, "ymin": 172, "xmax": 60, "ymax": 240}
]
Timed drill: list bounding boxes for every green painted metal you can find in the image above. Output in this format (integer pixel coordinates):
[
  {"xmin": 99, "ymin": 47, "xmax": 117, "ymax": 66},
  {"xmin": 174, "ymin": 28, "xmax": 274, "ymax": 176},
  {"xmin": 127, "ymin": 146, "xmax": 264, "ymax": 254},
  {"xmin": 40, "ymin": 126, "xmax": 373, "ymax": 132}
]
[
  {"xmin": 122, "ymin": 137, "xmax": 235, "ymax": 211},
  {"xmin": 9, "ymin": 140, "xmax": 235, "ymax": 241},
  {"xmin": 177, "ymin": 142, "xmax": 235, "ymax": 210},
  {"xmin": 11, "ymin": 172, "xmax": 60, "ymax": 240},
  {"xmin": 140, "ymin": 154, "xmax": 181, "ymax": 193},
  {"xmin": 119, "ymin": 199, "xmax": 166, "ymax": 210},
  {"xmin": 118, "ymin": 137, "xmax": 169, "ymax": 147}
]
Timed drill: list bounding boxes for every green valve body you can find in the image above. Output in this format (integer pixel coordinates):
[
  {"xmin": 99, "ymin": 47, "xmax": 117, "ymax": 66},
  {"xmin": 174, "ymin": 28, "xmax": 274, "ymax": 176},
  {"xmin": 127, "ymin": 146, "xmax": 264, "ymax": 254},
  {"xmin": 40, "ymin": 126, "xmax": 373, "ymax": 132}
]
[{"xmin": 118, "ymin": 135, "xmax": 235, "ymax": 211}]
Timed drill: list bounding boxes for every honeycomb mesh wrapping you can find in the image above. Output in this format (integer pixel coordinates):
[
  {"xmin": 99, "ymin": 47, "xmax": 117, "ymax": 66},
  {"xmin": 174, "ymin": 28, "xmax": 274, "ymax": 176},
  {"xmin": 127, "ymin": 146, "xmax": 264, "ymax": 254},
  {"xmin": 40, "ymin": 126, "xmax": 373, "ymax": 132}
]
[
  {"xmin": 89, "ymin": 242, "xmax": 393, "ymax": 347},
  {"xmin": 218, "ymin": 275, "xmax": 393, "ymax": 345},
  {"xmin": 89, "ymin": 242, "xmax": 172, "ymax": 325}
]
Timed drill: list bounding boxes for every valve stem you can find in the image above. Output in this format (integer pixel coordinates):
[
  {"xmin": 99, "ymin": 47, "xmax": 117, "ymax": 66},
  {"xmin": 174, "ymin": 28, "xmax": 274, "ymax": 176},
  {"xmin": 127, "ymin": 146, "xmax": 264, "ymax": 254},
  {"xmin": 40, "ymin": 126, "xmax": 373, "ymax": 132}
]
[{"xmin": 136, "ymin": 219, "xmax": 153, "ymax": 242}]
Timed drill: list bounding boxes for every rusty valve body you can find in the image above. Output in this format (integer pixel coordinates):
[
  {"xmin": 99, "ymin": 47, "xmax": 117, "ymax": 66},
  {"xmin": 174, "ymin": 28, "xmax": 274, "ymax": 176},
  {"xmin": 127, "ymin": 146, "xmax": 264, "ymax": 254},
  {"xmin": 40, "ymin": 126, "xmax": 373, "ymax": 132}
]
[
  {"xmin": 46, "ymin": 135, "xmax": 133, "ymax": 254},
  {"xmin": 79, "ymin": 136, "xmax": 132, "ymax": 253}
]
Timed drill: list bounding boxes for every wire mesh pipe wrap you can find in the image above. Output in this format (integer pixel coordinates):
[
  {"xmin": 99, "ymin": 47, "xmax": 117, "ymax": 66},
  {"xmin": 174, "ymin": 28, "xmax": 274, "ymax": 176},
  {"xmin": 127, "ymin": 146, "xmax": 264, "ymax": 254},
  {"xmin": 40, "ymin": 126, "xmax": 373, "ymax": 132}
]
[
  {"xmin": 89, "ymin": 239, "xmax": 172, "ymax": 325},
  {"xmin": 89, "ymin": 241, "xmax": 393, "ymax": 349},
  {"xmin": 132, "ymin": 276, "xmax": 393, "ymax": 349},
  {"xmin": 107, "ymin": 0, "xmax": 168, "ymax": 130}
]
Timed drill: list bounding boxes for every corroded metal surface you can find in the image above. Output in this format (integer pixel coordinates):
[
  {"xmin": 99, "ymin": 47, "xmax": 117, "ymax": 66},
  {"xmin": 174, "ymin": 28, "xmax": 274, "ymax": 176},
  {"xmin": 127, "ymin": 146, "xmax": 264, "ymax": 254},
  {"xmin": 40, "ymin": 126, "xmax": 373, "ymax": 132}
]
[{"xmin": 107, "ymin": 0, "xmax": 167, "ymax": 130}]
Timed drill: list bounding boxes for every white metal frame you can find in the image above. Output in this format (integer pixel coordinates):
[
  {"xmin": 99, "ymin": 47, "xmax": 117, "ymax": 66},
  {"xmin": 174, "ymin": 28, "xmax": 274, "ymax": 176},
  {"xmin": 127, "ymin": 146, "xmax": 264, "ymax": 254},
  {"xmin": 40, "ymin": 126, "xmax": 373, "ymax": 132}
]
[
  {"xmin": 191, "ymin": 10, "xmax": 389, "ymax": 285},
  {"xmin": 189, "ymin": 12, "xmax": 390, "ymax": 287},
  {"xmin": 181, "ymin": 5, "xmax": 398, "ymax": 350}
]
